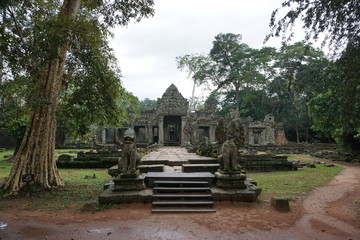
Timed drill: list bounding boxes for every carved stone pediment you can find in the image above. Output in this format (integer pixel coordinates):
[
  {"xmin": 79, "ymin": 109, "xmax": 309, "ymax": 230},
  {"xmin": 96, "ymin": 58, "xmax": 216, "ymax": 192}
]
[{"xmin": 156, "ymin": 84, "xmax": 189, "ymax": 116}]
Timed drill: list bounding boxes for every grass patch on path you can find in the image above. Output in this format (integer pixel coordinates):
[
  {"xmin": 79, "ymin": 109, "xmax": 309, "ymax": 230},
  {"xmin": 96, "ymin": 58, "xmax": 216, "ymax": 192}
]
[{"xmin": 248, "ymin": 154, "xmax": 343, "ymax": 201}]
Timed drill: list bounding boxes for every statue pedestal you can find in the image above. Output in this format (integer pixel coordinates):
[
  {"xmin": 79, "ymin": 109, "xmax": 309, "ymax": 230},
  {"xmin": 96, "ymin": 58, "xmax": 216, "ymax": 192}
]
[
  {"xmin": 113, "ymin": 171, "xmax": 145, "ymax": 191},
  {"xmin": 215, "ymin": 171, "xmax": 247, "ymax": 189}
]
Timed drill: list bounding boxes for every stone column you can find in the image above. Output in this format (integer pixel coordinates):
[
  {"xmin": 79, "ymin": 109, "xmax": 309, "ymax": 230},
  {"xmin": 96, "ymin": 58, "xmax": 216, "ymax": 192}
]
[
  {"xmin": 144, "ymin": 125, "xmax": 149, "ymax": 143},
  {"xmin": 148, "ymin": 124, "xmax": 153, "ymax": 144},
  {"xmin": 209, "ymin": 125, "xmax": 216, "ymax": 142},
  {"xmin": 102, "ymin": 128, "xmax": 106, "ymax": 144},
  {"xmin": 158, "ymin": 116, "xmax": 164, "ymax": 145},
  {"xmin": 181, "ymin": 116, "xmax": 186, "ymax": 145},
  {"xmin": 248, "ymin": 128, "xmax": 253, "ymax": 145}
]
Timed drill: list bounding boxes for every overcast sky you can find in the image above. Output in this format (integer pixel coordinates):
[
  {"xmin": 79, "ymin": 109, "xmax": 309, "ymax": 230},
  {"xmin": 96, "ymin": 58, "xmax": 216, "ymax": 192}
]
[{"xmin": 110, "ymin": 0, "xmax": 306, "ymax": 100}]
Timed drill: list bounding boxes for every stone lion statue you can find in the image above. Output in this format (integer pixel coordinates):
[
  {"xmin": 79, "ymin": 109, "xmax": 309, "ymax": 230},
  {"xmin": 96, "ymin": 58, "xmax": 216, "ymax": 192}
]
[
  {"xmin": 217, "ymin": 118, "xmax": 245, "ymax": 173},
  {"xmin": 120, "ymin": 128, "xmax": 138, "ymax": 173}
]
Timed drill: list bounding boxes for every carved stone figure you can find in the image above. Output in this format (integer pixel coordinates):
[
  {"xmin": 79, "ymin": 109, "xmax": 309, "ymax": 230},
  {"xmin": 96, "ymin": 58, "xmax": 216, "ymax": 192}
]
[
  {"xmin": 183, "ymin": 115, "xmax": 195, "ymax": 143},
  {"xmin": 228, "ymin": 117, "xmax": 245, "ymax": 150},
  {"xmin": 120, "ymin": 128, "xmax": 138, "ymax": 173},
  {"xmin": 217, "ymin": 117, "xmax": 245, "ymax": 173},
  {"xmin": 197, "ymin": 136, "xmax": 213, "ymax": 157},
  {"xmin": 215, "ymin": 118, "xmax": 227, "ymax": 146},
  {"xmin": 218, "ymin": 138, "xmax": 238, "ymax": 172}
]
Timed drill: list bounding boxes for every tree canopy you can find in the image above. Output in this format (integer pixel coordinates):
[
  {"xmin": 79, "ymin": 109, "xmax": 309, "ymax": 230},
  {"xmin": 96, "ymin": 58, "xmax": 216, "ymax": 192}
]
[
  {"xmin": 0, "ymin": 0, "xmax": 155, "ymax": 193},
  {"xmin": 177, "ymin": 33, "xmax": 276, "ymax": 114},
  {"xmin": 266, "ymin": 0, "xmax": 360, "ymax": 50},
  {"xmin": 267, "ymin": 0, "xmax": 360, "ymax": 150}
]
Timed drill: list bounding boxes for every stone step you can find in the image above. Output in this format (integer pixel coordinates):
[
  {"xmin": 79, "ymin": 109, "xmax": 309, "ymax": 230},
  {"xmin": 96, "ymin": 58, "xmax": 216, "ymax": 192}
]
[
  {"xmin": 167, "ymin": 160, "xmax": 187, "ymax": 166},
  {"xmin": 187, "ymin": 159, "xmax": 218, "ymax": 164},
  {"xmin": 138, "ymin": 164, "xmax": 164, "ymax": 173},
  {"xmin": 141, "ymin": 159, "xmax": 169, "ymax": 165},
  {"xmin": 152, "ymin": 201, "xmax": 214, "ymax": 206},
  {"xmin": 152, "ymin": 208, "xmax": 216, "ymax": 213},
  {"xmin": 182, "ymin": 164, "xmax": 219, "ymax": 173},
  {"xmin": 154, "ymin": 180, "xmax": 209, "ymax": 187},
  {"xmin": 153, "ymin": 194, "xmax": 212, "ymax": 198},
  {"xmin": 146, "ymin": 172, "xmax": 215, "ymax": 188},
  {"xmin": 153, "ymin": 187, "xmax": 210, "ymax": 192}
]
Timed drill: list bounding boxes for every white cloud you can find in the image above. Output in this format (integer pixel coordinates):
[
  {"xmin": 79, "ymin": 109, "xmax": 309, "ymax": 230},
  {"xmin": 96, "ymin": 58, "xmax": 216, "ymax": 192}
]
[{"xmin": 110, "ymin": 0, "xmax": 312, "ymax": 100}]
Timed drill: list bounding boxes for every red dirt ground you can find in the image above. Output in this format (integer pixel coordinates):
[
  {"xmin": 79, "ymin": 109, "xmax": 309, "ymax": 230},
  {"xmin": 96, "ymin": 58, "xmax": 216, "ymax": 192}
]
[{"xmin": 1, "ymin": 162, "xmax": 359, "ymax": 240}]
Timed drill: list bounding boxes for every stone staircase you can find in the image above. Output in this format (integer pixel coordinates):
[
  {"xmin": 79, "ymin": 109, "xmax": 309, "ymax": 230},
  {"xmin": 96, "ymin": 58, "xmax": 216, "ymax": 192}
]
[{"xmin": 148, "ymin": 172, "xmax": 216, "ymax": 213}]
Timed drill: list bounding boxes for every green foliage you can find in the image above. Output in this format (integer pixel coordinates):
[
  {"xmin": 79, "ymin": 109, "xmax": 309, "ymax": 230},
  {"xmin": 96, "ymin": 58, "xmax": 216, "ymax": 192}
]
[
  {"xmin": 178, "ymin": 33, "xmax": 276, "ymax": 116},
  {"xmin": 266, "ymin": 0, "xmax": 359, "ymax": 149},
  {"xmin": 308, "ymin": 41, "xmax": 360, "ymax": 151},
  {"xmin": 269, "ymin": 42, "xmax": 328, "ymax": 142},
  {"xmin": 139, "ymin": 98, "xmax": 157, "ymax": 111},
  {"xmin": 0, "ymin": 0, "xmax": 154, "ymax": 138},
  {"xmin": 267, "ymin": 0, "xmax": 359, "ymax": 50}
]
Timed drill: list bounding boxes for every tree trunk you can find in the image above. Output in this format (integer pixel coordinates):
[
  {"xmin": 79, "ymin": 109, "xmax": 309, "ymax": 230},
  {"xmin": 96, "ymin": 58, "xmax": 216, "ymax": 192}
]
[
  {"xmin": 235, "ymin": 84, "xmax": 240, "ymax": 114},
  {"xmin": 188, "ymin": 80, "xmax": 196, "ymax": 114},
  {"xmin": 3, "ymin": 0, "xmax": 81, "ymax": 194},
  {"xmin": 295, "ymin": 126, "xmax": 300, "ymax": 144}
]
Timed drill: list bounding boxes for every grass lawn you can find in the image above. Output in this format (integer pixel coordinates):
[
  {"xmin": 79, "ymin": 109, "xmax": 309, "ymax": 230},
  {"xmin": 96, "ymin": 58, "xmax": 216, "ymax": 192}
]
[
  {"xmin": 248, "ymin": 154, "xmax": 343, "ymax": 201},
  {"xmin": 0, "ymin": 149, "xmax": 111, "ymax": 211},
  {"xmin": 0, "ymin": 151, "xmax": 343, "ymax": 211}
]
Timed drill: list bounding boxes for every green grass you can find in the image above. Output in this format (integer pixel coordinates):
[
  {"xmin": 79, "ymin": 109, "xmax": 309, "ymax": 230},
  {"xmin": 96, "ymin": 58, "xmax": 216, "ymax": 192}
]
[
  {"xmin": 0, "ymin": 150, "xmax": 14, "ymax": 179},
  {"xmin": 0, "ymin": 151, "xmax": 344, "ymax": 211},
  {"xmin": 0, "ymin": 149, "xmax": 111, "ymax": 211},
  {"xmin": 248, "ymin": 158, "xmax": 343, "ymax": 201},
  {"xmin": 24, "ymin": 168, "xmax": 110, "ymax": 211}
]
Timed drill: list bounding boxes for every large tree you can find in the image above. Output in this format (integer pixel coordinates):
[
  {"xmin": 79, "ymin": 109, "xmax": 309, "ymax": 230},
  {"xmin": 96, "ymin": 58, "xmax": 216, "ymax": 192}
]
[
  {"xmin": 179, "ymin": 33, "xmax": 276, "ymax": 115},
  {"xmin": 308, "ymin": 41, "xmax": 360, "ymax": 151},
  {"xmin": 267, "ymin": 0, "xmax": 360, "ymax": 150},
  {"xmin": 266, "ymin": 0, "xmax": 359, "ymax": 50},
  {"xmin": 176, "ymin": 54, "xmax": 209, "ymax": 114},
  {"xmin": 0, "ymin": 0, "xmax": 154, "ymax": 194},
  {"xmin": 269, "ymin": 42, "xmax": 326, "ymax": 143}
]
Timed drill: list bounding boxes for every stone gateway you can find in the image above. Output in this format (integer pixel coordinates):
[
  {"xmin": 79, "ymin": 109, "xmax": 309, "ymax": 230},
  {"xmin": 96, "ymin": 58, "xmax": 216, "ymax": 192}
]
[{"xmin": 97, "ymin": 84, "xmax": 286, "ymax": 147}]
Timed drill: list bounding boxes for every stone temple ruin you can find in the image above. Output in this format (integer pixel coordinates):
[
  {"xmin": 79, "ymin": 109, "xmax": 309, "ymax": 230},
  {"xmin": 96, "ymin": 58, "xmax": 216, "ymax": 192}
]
[
  {"xmin": 57, "ymin": 84, "xmax": 292, "ymax": 171},
  {"xmin": 96, "ymin": 84, "xmax": 295, "ymax": 212},
  {"xmin": 96, "ymin": 84, "xmax": 287, "ymax": 147}
]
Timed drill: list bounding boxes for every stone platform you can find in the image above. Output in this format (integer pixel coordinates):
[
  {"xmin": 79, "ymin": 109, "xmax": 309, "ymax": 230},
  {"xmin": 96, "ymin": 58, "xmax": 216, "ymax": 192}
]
[{"xmin": 98, "ymin": 147, "xmax": 262, "ymax": 204}]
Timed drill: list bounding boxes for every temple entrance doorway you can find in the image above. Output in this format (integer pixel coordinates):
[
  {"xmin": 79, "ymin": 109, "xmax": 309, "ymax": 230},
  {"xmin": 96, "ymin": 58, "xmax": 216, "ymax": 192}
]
[{"xmin": 163, "ymin": 116, "xmax": 181, "ymax": 146}]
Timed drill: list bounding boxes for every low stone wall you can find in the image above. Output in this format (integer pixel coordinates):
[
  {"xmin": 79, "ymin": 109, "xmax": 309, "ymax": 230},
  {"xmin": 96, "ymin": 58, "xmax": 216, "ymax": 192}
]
[
  {"xmin": 241, "ymin": 154, "xmax": 295, "ymax": 171},
  {"xmin": 249, "ymin": 143, "xmax": 339, "ymax": 155}
]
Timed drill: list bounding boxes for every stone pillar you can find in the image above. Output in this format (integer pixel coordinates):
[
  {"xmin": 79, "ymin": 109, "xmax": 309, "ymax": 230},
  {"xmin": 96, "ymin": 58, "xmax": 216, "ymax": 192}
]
[
  {"xmin": 209, "ymin": 125, "xmax": 216, "ymax": 142},
  {"xmin": 144, "ymin": 125, "xmax": 149, "ymax": 143},
  {"xmin": 248, "ymin": 128, "xmax": 253, "ymax": 145},
  {"xmin": 102, "ymin": 128, "xmax": 106, "ymax": 144},
  {"xmin": 181, "ymin": 116, "xmax": 186, "ymax": 145},
  {"xmin": 158, "ymin": 116, "xmax": 164, "ymax": 145},
  {"xmin": 148, "ymin": 124, "xmax": 153, "ymax": 144},
  {"xmin": 266, "ymin": 126, "xmax": 275, "ymax": 145}
]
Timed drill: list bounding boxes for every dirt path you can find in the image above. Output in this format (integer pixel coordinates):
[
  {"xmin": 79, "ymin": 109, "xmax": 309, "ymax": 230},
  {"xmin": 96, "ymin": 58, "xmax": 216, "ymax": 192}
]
[{"xmin": 1, "ymin": 162, "xmax": 359, "ymax": 240}]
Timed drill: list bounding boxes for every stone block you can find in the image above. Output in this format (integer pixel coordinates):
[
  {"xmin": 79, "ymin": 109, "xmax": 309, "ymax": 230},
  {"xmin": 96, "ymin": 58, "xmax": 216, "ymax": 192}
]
[
  {"xmin": 271, "ymin": 197, "xmax": 290, "ymax": 211},
  {"xmin": 113, "ymin": 175, "xmax": 145, "ymax": 191},
  {"xmin": 138, "ymin": 164, "xmax": 164, "ymax": 173},
  {"xmin": 138, "ymin": 189, "xmax": 153, "ymax": 203},
  {"xmin": 182, "ymin": 163, "xmax": 219, "ymax": 173},
  {"xmin": 58, "ymin": 154, "xmax": 74, "ymax": 161},
  {"xmin": 98, "ymin": 187, "xmax": 140, "ymax": 204},
  {"xmin": 82, "ymin": 200, "xmax": 98, "ymax": 212},
  {"xmin": 210, "ymin": 186, "xmax": 261, "ymax": 202},
  {"xmin": 215, "ymin": 172, "xmax": 247, "ymax": 189}
]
